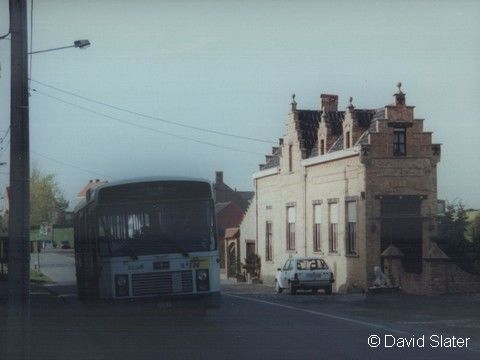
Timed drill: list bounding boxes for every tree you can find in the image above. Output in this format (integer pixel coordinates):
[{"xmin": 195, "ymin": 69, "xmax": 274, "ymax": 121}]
[
  {"xmin": 30, "ymin": 167, "xmax": 68, "ymax": 227},
  {"xmin": 435, "ymin": 202, "xmax": 480, "ymax": 274},
  {"xmin": 472, "ymin": 214, "xmax": 480, "ymax": 245}
]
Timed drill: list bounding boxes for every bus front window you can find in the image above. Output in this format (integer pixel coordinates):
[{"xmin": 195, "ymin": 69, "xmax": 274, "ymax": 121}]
[{"xmin": 98, "ymin": 200, "xmax": 216, "ymax": 257}]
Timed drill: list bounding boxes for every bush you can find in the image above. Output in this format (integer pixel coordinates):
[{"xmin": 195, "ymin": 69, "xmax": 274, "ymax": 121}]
[{"xmin": 243, "ymin": 254, "xmax": 261, "ymax": 279}]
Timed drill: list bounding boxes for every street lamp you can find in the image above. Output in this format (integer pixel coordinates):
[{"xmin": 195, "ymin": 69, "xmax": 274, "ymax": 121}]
[
  {"xmin": 29, "ymin": 39, "xmax": 91, "ymax": 54},
  {"xmin": 7, "ymin": 2, "xmax": 90, "ymax": 358}
]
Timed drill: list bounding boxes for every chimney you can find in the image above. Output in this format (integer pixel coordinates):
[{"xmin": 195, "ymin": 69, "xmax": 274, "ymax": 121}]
[
  {"xmin": 215, "ymin": 171, "xmax": 223, "ymax": 184},
  {"xmin": 320, "ymin": 94, "xmax": 338, "ymax": 112}
]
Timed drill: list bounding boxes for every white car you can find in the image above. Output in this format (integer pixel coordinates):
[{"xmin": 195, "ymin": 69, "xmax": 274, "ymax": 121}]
[{"xmin": 275, "ymin": 257, "xmax": 334, "ymax": 295}]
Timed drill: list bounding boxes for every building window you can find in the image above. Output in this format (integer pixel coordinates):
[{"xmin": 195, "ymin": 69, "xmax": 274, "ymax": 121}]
[
  {"xmin": 328, "ymin": 203, "xmax": 338, "ymax": 253},
  {"xmin": 265, "ymin": 221, "xmax": 272, "ymax": 261},
  {"xmin": 313, "ymin": 204, "xmax": 322, "ymax": 252},
  {"xmin": 393, "ymin": 127, "xmax": 406, "ymax": 156},
  {"xmin": 346, "ymin": 201, "xmax": 357, "ymax": 254},
  {"xmin": 246, "ymin": 241, "xmax": 256, "ymax": 258},
  {"xmin": 320, "ymin": 139, "xmax": 325, "ymax": 155},
  {"xmin": 286, "ymin": 206, "xmax": 295, "ymax": 250},
  {"xmin": 346, "ymin": 131, "xmax": 351, "ymax": 148},
  {"xmin": 288, "ymin": 145, "xmax": 293, "ymax": 172}
]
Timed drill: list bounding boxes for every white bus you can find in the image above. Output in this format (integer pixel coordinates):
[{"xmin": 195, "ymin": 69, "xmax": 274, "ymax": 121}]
[{"xmin": 73, "ymin": 177, "xmax": 220, "ymax": 307}]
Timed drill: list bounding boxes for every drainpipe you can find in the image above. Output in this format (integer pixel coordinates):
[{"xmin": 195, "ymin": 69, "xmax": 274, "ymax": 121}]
[
  {"xmin": 304, "ymin": 169, "xmax": 307, "ymax": 257},
  {"xmin": 255, "ymin": 178, "xmax": 258, "ymax": 255}
]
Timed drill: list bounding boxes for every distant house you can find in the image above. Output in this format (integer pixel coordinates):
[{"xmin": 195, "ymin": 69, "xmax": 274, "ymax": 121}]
[
  {"xmin": 75, "ymin": 179, "xmax": 107, "ymax": 205},
  {"xmin": 212, "ymin": 172, "xmax": 254, "ymax": 276},
  {"xmin": 213, "ymin": 171, "xmax": 253, "ymax": 213}
]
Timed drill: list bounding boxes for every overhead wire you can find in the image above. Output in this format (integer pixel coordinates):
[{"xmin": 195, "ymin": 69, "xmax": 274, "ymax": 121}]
[
  {"xmin": 29, "ymin": 0, "xmax": 33, "ymax": 85},
  {"xmin": 31, "ymin": 88, "xmax": 265, "ymax": 156},
  {"xmin": 0, "ymin": 127, "xmax": 10, "ymax": 143},
  {"xmin": 29, "ymin": 78, "xmax": 275, "ymax": 145},
  {"xmin": 0, "ymin": 0, "xmax": 11, "ymax": 39},
  {"xmin": 31, "ymin": 150, "xmax": 114, "ymax": 180}
]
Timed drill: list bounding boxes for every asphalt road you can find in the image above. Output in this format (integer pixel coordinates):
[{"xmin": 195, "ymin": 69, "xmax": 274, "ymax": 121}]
[{"xmin": 7, "ymin": 249, "xmax": 479, "ymax": 360}]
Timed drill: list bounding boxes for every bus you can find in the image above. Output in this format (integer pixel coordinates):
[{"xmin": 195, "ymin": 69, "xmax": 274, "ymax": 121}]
[{"xmin": 73, "ymin": 177, "xmax": 220, "ymax": 307}]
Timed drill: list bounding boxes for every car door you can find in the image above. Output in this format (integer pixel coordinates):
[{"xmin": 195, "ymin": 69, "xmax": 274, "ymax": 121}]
[
  {"xmin": 279, "ymin": 260, "xmax": 290, "ymax": 288},
  {"xmin": 283, "ymin": 259, "xmax": 293, "ymax": 285}
]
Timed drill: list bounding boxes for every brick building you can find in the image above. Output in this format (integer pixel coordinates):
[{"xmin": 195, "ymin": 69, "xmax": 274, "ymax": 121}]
[
  {"xmin": 213, "ymin": 171, "xmax": 254, "ymax": 277},
  {"xmin": 247, "ymin": 84, "xmax": 480, "ymax": 294}
]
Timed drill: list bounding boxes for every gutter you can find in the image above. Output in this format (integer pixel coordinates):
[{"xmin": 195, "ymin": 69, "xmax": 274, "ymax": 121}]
[{"xmin": 301, "ymin": 148, "xmax": 360, "ymax": 168}]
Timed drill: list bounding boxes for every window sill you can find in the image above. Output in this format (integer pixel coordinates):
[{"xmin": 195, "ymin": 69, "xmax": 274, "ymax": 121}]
[
  {"xmin": 312, "ymin": 250, "xmax": 324, "ymax": 255},
  {"xmin": 345, "ymin": 253, "xmax": 359, "ymax": 258},
  {"xmin": 327, "ymin": 252, "xmax": 341, "ymax": 256}
]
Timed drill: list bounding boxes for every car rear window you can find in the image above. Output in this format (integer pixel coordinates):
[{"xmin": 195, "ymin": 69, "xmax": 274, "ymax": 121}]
[{"xmin": 296, "ymin": 259, "xmax": 328, "ymax": 270}]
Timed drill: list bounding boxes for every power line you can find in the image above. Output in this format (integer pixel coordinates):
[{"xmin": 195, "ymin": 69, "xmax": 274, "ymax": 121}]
[
  {"xmin": 31, "ymin": 88, "xmax": 265, "ymax": 156},
  {"xmin": 30, "ymin": 78, "xmax": 274, "ymax": 144},
  {"xmin": 0, "ymin": 0, "xmax": 11, "ymax": 39},
  {"xmin": 0, "ymin": 127, "xmax": 10, "ymax": 143},
  {"xmin": 29, "ymin": 0, "xmax": 33, "ymax": 83},
  {"xmin": 0, "ymin": 139, "xmax": 10, "ymax": 158},
  {"xmin": 31, "ymin": 150, "xmax": 114, "ymax": 180}
]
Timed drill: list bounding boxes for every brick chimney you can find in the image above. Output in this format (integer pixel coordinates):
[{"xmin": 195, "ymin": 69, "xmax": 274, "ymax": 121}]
[
  {"xmin": 215, "ymin": 171, "xmax": 224, "ymax": 184},
  {"xmin": 320, "ymin": 94, "xmax": 338, "ymax": 112}
]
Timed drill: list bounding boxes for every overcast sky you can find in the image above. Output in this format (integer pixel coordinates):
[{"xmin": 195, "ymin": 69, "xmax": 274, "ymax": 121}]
[{"xmin": 1, "ymin": 0, "xmax": 479, "ymax": 209}]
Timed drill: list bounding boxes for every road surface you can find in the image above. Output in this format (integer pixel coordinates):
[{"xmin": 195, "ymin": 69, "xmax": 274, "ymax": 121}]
[{"xmin": 6, "ymin": 249, "xmax": 477, "ymax": 360}]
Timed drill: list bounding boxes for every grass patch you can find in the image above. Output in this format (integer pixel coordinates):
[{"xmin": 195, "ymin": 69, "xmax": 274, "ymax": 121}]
[{"xmin": 30, "ymin": 270, "xmax": 53, "ymax": 284}]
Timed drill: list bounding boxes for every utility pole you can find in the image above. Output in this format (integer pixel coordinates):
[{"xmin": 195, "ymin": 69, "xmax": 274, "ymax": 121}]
[{"xmin": 7, "ymin": 0, "xmax": 31, "ymax": 359}]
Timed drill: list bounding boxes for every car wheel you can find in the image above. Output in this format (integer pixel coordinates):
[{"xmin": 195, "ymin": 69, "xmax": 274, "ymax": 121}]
[
  {"xmin": 325, "ymin": 285, "xmax": 332, "ymax": 295},
  {"xmin": 289, "ymin": 282, "xmax": 297, "ymax": 295},
  {"xmin": 275, "ymin": 281, "xmax": 283, "ymax": 294}
]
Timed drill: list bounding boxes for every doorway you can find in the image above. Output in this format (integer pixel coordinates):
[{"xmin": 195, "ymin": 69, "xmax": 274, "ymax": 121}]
[{"xmin": 380, "ymin": 196, "xmax": 423, "ymax": 274}]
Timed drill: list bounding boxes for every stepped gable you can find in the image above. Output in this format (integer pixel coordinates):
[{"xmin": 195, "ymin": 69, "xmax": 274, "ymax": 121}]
[
  {"xmin": 296, "ymin": 110, "xmax": 321, "ymax": 158},
  {"xmin": 257, "ymin": 97, "xmax": 386, "ymax": 170},
  {"xmin": 324, "ymin": 110, "xmax": 345, "ymax": 135}
]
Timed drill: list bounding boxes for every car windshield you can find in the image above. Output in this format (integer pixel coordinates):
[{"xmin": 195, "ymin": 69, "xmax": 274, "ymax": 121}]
[
  {"xmin": 97, "ymin": 199, "xmax": 216, "ymax": 257},
  {"xmin": 296, "ymin": 259, "xmax": 328, "ymax": 270}
]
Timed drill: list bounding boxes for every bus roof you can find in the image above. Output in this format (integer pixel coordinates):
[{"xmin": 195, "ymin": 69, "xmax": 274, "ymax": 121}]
[
  {"xmin": 98, "ymin": 176, "xmax": 211, "ymax": 189},
  {"xmin": 74, "ymin": 176, "xmax": 212, "ymax": 213}
]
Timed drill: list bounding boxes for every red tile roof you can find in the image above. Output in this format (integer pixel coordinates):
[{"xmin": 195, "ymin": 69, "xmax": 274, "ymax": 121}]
[{"xmin": 77, "ymin": 179, "xmax": 107, "ymax": 197}]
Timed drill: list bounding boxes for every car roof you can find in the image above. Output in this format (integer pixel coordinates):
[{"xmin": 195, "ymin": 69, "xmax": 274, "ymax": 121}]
[{"xmin": 290, "ymin": 257, "xmax": 326, "ymax": 261}]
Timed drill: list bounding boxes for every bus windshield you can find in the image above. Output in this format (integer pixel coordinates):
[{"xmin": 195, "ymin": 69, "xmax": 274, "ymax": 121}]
[{"xmin": 98, "ymin": 199, "xmax": 215, "ymax": 257}]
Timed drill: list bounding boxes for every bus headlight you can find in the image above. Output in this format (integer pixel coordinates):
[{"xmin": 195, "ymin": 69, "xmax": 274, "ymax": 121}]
[
  {"xmin": 115, "ymin": 274, "xmax": 129, "ymax": 297},
  {"xmin": 196, "ymin": 270, "xmax": 209, "ymax": 291}
]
